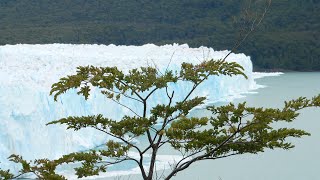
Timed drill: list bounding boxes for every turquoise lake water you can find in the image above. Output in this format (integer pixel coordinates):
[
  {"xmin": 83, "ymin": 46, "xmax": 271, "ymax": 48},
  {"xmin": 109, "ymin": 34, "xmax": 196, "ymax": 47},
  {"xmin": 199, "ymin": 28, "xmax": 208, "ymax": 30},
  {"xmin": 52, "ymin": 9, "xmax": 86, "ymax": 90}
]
[
  {"xmin": 172, "ymin": 72, "xmax": 320, "ymax": 180},
  {"xmin": 98, "ymin": 72, "xmax": 320, "ymax": 180}
]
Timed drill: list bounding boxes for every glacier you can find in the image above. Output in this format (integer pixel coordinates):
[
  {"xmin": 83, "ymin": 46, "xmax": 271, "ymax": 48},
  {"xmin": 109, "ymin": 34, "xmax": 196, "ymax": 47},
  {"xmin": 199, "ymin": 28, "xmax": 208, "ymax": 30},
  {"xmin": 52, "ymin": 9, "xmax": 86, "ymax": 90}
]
[{"xmin": 0, "ymin": 43, "xmax": 259, "ymax": 170}]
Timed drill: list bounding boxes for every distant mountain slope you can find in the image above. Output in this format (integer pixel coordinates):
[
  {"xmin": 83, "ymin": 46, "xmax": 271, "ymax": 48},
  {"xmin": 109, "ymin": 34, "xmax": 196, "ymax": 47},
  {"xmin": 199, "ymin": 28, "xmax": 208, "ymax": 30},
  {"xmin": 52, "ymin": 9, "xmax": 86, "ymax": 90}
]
[{"xmin": 0, "ymin": 0, "xmax": 319, "ymax": 71}]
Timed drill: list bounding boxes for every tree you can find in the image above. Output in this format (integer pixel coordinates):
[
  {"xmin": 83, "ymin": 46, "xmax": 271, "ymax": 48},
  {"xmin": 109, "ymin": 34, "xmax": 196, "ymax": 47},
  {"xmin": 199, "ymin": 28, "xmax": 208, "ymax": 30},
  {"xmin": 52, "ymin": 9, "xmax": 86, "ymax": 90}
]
[{"xmin": 1, "ymin": 60, "xmax": 320, "ymax": 180}]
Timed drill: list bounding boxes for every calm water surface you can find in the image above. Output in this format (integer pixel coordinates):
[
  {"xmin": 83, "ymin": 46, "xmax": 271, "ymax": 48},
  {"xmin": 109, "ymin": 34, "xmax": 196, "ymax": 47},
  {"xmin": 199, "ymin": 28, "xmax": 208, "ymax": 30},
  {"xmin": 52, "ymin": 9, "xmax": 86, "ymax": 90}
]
[{"xmin": 105, "ymin": 72, "xmax": 320, "ymax": 180}]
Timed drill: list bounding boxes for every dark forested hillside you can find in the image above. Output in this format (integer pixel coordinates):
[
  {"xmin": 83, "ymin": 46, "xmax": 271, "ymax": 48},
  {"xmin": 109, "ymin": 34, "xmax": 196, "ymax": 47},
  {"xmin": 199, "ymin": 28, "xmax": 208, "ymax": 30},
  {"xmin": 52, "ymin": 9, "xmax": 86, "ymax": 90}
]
[{"xmin": 0, "ymin": 0, "xmax": 319, "ymax": 71}]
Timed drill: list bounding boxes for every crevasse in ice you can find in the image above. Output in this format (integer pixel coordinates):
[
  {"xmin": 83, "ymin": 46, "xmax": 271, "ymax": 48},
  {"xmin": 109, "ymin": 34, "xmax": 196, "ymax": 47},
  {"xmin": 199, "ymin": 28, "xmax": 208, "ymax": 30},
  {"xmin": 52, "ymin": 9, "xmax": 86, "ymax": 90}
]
[{"xmin": 0, "ymin": 44, "xmax": 257, "ymax": 169}]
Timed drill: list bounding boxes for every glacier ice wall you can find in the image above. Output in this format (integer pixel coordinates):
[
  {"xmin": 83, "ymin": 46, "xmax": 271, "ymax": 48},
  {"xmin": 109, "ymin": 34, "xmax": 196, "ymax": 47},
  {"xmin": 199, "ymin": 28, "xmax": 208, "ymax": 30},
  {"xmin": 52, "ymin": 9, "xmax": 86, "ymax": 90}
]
[{"xmin": 0, "ymin": 44, "xmax": 256, "ymax": 169}]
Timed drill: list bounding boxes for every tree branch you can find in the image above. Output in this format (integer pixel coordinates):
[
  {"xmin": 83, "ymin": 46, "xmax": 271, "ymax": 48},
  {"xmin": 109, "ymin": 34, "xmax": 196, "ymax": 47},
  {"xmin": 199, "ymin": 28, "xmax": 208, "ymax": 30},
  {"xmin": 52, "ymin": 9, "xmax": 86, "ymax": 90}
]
[
  {"xmin": 93, "ymin": 127, "xmax": 142, "ymax": 154},
  {"xmin": 110, "ymin": 98, "xmax": 141, "ymax": 117},
  {"xmin": 106, "ymin": 88, "xmax": 143, "ymax": 103},
  {"xmin": 223, "ymin": 0, "xmax": 272, "ymax": 61}
]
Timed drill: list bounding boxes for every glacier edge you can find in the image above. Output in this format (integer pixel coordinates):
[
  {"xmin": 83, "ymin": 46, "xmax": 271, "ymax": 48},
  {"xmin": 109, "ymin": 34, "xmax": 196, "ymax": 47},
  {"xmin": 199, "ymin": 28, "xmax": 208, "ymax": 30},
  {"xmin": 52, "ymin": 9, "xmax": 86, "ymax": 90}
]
[{"xmin": 0, "ymin": 43, "xmax": 258, "ymax": 170}]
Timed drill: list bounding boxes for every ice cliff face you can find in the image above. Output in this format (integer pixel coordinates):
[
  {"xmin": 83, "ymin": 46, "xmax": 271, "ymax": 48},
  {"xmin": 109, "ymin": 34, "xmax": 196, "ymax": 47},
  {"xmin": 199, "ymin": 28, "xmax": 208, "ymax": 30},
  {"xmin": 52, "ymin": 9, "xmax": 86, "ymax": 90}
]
[{"xmin": 0, "ymin": 44, "xmax": 256, "ymax": 169}]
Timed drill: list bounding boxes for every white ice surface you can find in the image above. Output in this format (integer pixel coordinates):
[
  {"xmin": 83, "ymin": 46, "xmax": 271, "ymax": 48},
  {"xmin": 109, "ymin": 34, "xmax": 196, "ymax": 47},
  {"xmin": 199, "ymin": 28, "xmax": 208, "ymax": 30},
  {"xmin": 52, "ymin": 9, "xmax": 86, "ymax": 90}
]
[{"xmin": 253, "ymin": 72, "xmax": 284, "ymax": 79}]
